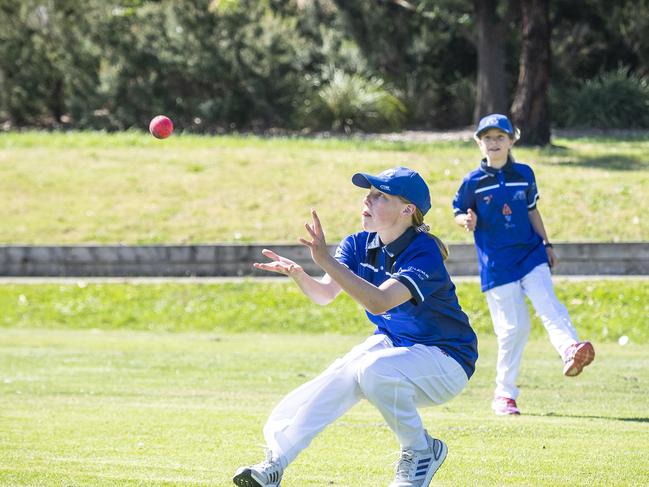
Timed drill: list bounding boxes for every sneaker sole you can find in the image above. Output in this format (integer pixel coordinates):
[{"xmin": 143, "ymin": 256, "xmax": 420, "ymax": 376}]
[
  {"xmin": 564, "ymin": 342, "xmax": 595, "ymax": 377},
  {"xmin": 232, "ymin": 469, "xmax": 280, "ymax": 487},
  {"xmin": 493, "ymin": 408, "xmax": 521, "ymax": 416},
  {"xmin": 421, "ymin": 439, "xmax": 448, "ymax": 486},
  {"xmin": 491, "ymin": 399, "xmax": 521, "ymax": 416}
]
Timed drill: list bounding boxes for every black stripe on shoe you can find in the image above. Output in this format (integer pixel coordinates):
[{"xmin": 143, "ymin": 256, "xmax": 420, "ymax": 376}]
[{"xmin": 232, "ymin": 469, "xmax": 263, "ymax": 487}]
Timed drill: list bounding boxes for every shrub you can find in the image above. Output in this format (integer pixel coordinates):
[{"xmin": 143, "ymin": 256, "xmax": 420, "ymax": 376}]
[
  {"xmin": 310, "ymin": 69, "xmax": 406, "ymax": 133},
  {"xmin": 552, "ymin": 68, "xmax": 649, "ymax": 129}
]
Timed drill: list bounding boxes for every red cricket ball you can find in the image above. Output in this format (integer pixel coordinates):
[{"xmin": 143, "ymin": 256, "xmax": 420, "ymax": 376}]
[{"xmin": 149, "ymin": 115, "xmax": 174, "ymax": 139}]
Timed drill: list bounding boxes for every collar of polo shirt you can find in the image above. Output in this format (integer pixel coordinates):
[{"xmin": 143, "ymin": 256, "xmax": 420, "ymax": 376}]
[
  {"xmin": 480, "ymin": 156, "xmax": 515, "ymax": 175},
  {"xmin": 366, "ymin": 227, "xmax": 418, "ymax": 257}
]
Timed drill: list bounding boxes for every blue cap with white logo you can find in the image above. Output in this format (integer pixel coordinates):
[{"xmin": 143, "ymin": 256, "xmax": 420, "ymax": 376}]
[
  {"xmin": 475, "ymin": 113, "xmax": 514, "ymax": 138},
  {"xmin": 351, "ymin": 167, "xmax": 431, "ymax": 215}
]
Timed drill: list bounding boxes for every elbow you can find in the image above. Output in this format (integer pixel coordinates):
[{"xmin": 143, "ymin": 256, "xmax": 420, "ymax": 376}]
[
  {"xmin": 313, "ymin": 291, "xmax": 337, "ymax": 306},
  {"xmin": 364, "ymin": 290, "xmax": 396, "ymax": 315},
  {"xmin": 366, "ymin": 302, "xmax": 390, "ymax": 315}
]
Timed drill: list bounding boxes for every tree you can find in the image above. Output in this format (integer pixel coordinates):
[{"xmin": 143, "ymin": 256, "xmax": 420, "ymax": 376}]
[
  {"xmin": 472, "ymin": 0, "xmax": 508, "ymax": 121},
  {"xmin": 510, "ymin": 0, "xmax": 551, "ymax": 145}
]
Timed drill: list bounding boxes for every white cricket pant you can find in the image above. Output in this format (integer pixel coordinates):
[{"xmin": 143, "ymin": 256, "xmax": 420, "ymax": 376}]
[
  {"xmin": 485, "ymin": 263, "xmax": 579, "ymax": 400},
  {"xmin": 262, "ymin": 334, "xmax": 468, "ymax": 468}
]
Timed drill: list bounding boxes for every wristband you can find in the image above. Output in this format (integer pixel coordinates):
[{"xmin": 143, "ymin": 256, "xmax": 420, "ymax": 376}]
[{"xmin": 544, "ymin": 242, "xmax": 553, "ymax": 248}]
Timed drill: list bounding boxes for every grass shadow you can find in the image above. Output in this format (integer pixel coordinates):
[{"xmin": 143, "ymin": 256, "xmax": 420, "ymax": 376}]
[
  {"xmin": 530, "ymin": 141, "xmax": 649, "ymax": 170},
  {"xmin": 528, "ymin": 412, "xmax": 649, "ymax": 423},
  {"xmin": 554, "ymin": 128, "xmax": 649, "ymax": 141},
  {"xmin": 554, "ymin": 154, "xmax": 648, "ymax": 171},
  {"xmin": 549, "ymin": 155, "xmax": 649, "ymax": 171}
]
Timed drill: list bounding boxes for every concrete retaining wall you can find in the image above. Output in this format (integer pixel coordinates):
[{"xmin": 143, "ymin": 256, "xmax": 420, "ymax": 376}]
[{"xmin": 1, "ymin": 243, "xmax": 648, "ymax": 277}]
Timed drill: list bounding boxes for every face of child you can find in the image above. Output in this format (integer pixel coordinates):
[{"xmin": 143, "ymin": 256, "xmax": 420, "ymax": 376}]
[
  {"xmin": 477, "ymin": 128, "xmax": 514, "ymax": 164},
  {"xmin": 361, "ymin": 187, "xmax": 411, "ymax": 232}
]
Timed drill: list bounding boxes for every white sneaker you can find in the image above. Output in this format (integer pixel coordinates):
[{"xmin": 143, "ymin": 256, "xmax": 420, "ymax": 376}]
[
  {"xmin": 563, "ymin": 341, "xmax": 595, "ymax": 377},
  {"xmin": 389, "ymin": 432, "xmax": 448, "ymax": 487},
  {"xmin": 232, "ymin": 449, "xmax": 283, "ymax": 487}
]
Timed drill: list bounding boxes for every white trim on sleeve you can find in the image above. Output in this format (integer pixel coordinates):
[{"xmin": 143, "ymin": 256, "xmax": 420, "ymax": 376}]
[{"xmin": 401, "ymin": 274, "xmax": 425, "ymax": 303}]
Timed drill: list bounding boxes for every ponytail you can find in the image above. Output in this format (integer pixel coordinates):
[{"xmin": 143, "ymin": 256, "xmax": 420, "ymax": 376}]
[
  {"xmin": 413, "ymin": 209, "xmax": 449, "ymax": 261},
  {"xmin": 398, "ymin": 196, "xmax": 449, "ymax": 261}
]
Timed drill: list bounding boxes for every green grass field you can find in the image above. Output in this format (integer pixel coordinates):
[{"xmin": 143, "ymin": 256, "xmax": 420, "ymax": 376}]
[
  {"xmin": 1, "ymin": 281, "xmax": 648, "ymax": 485},
  {"xmin": 2, "ymin": 280, "xmax": 648, "ymax": 342},
  {"xmin": 1, "ymin": 131, "xmax": 648, "ymax": 244},
  {"xmin": 2, "ymin": 328, "xmax": 648, "ymax": 486},
  {"xmin": 1, "ymin": 130, "xmax": 648, "ymax": 485}
]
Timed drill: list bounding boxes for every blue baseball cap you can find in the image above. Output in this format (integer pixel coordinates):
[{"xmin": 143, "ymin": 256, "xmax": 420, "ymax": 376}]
[
  {"xmin": 351, "ymin": 167, "xmax": 431, "ymax": 215},
  {"xmin": 475, "ymin": 113, "xmax": 514, "ymax": 138}
]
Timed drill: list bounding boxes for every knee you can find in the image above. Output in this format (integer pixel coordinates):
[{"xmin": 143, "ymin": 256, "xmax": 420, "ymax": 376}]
[
  {"xmin": 356, "ymin": 357, "xmax": 399, "ymax": 401},
  {"xmin": 355, "ymin": 356, "xmax": 396, "ymax": 399}
]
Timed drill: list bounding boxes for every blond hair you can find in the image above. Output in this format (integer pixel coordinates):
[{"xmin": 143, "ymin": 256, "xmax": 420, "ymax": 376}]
[
  {"xmin": 413, "ymin": 208, "xmax": 449, "ymax": 261},
  {"xmin": 399, "ymin": 196, "xmax": 449, "ymax": 261}
]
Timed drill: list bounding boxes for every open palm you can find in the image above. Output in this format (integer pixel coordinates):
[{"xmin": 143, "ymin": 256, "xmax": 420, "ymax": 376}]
[{"xmin": 253, "ymin": 249, "xmax": 303, "ymax": 276}]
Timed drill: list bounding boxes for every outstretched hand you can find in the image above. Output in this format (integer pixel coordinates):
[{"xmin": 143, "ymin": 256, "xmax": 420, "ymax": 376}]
[
  {"xmin": 253, "ymin": 249, "xmax": 303, "ymax": 276},
  {"xmin": 299, "ymin": 209, "xmax": 331, "ymax": 267}
]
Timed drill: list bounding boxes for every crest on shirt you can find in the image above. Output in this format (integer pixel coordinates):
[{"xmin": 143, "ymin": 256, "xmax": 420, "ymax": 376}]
[
  {"xmin": 401, "ymin": 266, "xmax": 429, "ymax": 280},
  {"xmin": 513, "ymin": 190, "xmax": 526, "ymax": 201},
  {"xmin": 502, "ymin": 203, "xmax": 512, "ymax": 222},
  {"xmin": 482, "ymin": 194, "xmax": 493, "ymax": 205}
]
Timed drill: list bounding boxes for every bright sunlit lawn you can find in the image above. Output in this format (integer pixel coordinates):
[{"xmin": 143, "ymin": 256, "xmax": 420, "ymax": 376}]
[
  {"xmin": 1, "ymin": 328, "xmax": 647, "ymax": 486},
  {"xmin": 1, "ymin": 130, "xmax": 647, "ymax": 485},
  {"xmin": 1, "ymin": 131, "xmax": 648, "ymax": 244},
  {"xmin": 1, "ymin": 280, "xmax": 648, "ymax": 486}
]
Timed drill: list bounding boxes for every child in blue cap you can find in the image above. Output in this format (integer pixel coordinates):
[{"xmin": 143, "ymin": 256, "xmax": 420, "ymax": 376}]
[
  {"xmin": 453, "ymin": 114, "xmax": 594, "ymax": 416},
  {"xmin": 234, "ymin": 167, "xmax": 477, "ymax": 487}
]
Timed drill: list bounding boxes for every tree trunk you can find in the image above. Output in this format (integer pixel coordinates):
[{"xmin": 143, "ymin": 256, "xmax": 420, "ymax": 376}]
[
  {"xmin": 473, "ymin": 0, "xmax": 508, "ymax": 122},
  {"xmin": 510, "ymin": 0, "xmax": 551, "ymax": 146},
  {"xmin": 49, "ymin": 77, "xmax": 65, "ymax": 124}
]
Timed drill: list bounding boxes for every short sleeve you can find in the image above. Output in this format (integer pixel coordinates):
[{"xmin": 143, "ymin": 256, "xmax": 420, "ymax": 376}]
[
  {"xmin": 334, "ymin": 234, "xmax": 359, "ymax": 271},
  {"xmin": 452, "ymin": 177, "xmax": 476, "ymax": 216},
  {"xmin": 391, "ymin": 245, "xmax": 447, "ymax": 305},
  {"xmin": 526, "ymin": 168, "xmax": 540, "ymax": 210}
]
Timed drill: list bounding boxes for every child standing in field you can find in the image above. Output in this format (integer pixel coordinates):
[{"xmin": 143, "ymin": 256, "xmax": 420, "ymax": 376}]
[
  {"xmin": 452, "ymin": 113, "xmax": 595, "ymax": 416},
  {"xmin": 233, "ymin": 167, "xmax": 477, "ymax": 487}
]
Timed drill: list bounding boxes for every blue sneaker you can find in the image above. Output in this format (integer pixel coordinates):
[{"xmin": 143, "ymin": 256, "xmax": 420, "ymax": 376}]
[
  {"xmin": 389, "ymin": 432, "xmax": 448, "ymax": 486},
  {"xmin": 232, "ymin": 449, "xmax": 283, "ymax": 487}
]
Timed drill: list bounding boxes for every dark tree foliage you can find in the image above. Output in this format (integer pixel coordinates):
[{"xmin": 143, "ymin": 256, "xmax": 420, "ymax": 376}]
[
  {"xmin": 331, "ymin": 0, "xmax": 477, "ymax": 128},
  {"xmin": 0, "ymin": 0, "xmax": 648, "ymax": 132},
  {"xmin": 0, "ymin": 0, "xmax": 102, "ymax": 125}
]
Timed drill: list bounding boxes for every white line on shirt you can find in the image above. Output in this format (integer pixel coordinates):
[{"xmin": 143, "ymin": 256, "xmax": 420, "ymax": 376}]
[{"xmin": 400, "ymin": 274, "xmax": 425, "ymax": 302}]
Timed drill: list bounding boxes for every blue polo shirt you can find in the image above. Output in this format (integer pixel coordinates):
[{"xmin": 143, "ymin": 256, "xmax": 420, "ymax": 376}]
[
  {"xmin": 452, "ymin": 157, "xmax": 548, "ymax": 292},
  {"xmin": 334, "ymin": 227, "xmax": 478, "ymax": 379}
]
